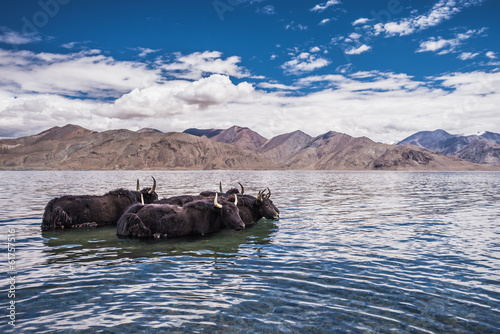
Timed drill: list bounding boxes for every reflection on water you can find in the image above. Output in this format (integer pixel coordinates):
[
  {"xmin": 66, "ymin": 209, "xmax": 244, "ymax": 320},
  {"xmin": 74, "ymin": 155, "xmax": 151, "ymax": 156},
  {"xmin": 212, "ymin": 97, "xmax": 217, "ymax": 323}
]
[
  {"xmin": 1, "ymin": 170, "xmax": 499, "ymax": 333},
  {"xmin": 42, "ymin": 220, "xmax": 277, "ymax": 263}
]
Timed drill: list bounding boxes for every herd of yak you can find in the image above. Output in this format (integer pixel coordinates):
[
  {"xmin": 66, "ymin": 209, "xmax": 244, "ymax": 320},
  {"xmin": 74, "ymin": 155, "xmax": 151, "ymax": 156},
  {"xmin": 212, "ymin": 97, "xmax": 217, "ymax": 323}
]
[{"xmin": 41, "ymin": 177, "xmax": 280, "ymax": 239}]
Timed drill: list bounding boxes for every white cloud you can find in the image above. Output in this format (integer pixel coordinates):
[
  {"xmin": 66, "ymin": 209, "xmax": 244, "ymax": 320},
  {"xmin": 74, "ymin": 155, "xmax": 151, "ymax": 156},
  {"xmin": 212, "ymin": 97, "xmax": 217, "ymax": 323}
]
[
  {"xmin": 1, "ymin": 48, "xmax": 499, "ymax": 144},
  {"xmin": 348, "ymin": 32, "xmax": 362, "ymax": 40},
  {"xmin": 175, "ymin": 74, "xmax": 254, "ymax": 107},
  {"xmin": 258, "ymin": 5, "xmax": 275, "ymax": 15},
  {"xmin": 372, "ymin": 0, "xmax": 485, "ymax": 37},
  {"xmin": 311, "ymin": 0, "xmax": 341, "ymax": 12},
  {"xmin": 285, "ymin": 22, "xmax": 308, "ymax": 31},
  {"xmin": 416, "ymin": 29, "xmax": 484, "ymax": 54},
  {"xmin": 0, "ymin": 48, "xmax": 159, "ymax": 98},
  {"xmin": 345, "ymin": 44, "xmax": 371, "ymax": 55},
  {"xmin": 417, "ymin": 37, "xmax": 460, "ymax": 54},
  {"xmin": 485, "ymin": 51, "xmax": 497, "ymax": 59},
  {"xmin": 161, "ymin": 51, "xmax": 251, "ymax": 80},
  {"xmin": 319, "ymin": 18, "xmax": 331, "ymax": 25},
  {"xmin": 281, "ymin": 52, "xmax": 330, "ymax": 75},
  {"xmin": 136, "ymin": 47, "xmax": 160, "ymax": 57},
  {"xmin": 352, "ymin": 18, "xmax": 370, "ymax": 26},
  {"xmin": 258, "ymin": 82, "xmax": 300, "ymax": 91},
  {"xmin": 0, "ymin": 27, "xmax": 41, "ymax": 45},
  {"xmin": 458, "ymin": 52, "xmax": 480, "ymax": 60}
]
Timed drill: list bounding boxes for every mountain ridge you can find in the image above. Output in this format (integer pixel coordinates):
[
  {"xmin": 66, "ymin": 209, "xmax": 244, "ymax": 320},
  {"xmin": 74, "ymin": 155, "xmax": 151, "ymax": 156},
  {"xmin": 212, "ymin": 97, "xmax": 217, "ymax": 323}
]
[
  {"xmin": 398, "ymin": 129, "xmax": 500, "ymax": 166},
  {"xmin": 1, "ymin": 125, "xmax": 498, "ymax": 171}
]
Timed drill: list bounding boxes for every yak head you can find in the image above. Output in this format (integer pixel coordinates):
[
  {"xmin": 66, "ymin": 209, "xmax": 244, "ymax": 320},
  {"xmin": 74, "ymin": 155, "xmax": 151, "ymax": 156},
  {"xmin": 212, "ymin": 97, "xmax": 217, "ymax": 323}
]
[
  {"xmin": 137, "ymin": 176, "xmax": 159, "ymax": 204},
  {"xmin": 255, "ymin": 188, "xmax": 280, "ymax": 220},
  {"xmin": 214, "ymin": 193, "xmax": 245, "ymax": 230}
]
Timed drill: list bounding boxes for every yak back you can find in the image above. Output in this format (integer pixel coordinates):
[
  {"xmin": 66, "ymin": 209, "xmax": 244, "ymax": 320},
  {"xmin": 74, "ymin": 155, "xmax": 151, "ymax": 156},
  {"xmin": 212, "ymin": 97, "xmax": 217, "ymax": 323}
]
[
  {"xmin": 117, "ymin": 199, "xmax": 241, "ymax": 238},
  {"xmin": 106, "ymin": 187, "xmax": 158, "ymax": 204},
  {"xmin": 42, "ymin": 188, "xmax": 154, "ymax": 230},
  {"xmin": 156, "ymin": 195, "xmax": 203, "ymax": 206}
]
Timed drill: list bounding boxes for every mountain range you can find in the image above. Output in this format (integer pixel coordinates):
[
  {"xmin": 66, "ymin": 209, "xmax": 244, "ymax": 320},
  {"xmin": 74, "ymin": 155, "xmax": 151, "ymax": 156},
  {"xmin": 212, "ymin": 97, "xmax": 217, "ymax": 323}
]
[
  {"xmin": 0, "ymin": 124, "xmax": 498, "ymax": 171},
  {"xmin": 397, "ymin": 129, "xmax": 500, "ymax": 166}
]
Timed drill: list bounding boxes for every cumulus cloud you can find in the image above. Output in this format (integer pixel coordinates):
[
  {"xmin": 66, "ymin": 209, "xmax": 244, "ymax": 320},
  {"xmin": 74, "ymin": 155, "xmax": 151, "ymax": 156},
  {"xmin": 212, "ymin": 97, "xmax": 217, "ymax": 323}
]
[
  {"xmin": 135, "ymin": 47, "xmax": 160, "ymax": 57},
  {"xmin": 352, "ymin": 18, "xmax": 370, "ymax": 26},
  {"xmin": 344, "ymin": 44, "xmax": 371, "ymax": 55},
  {"xmin": 175, "ymin": 74, "xmax": 254, "ymax": 107},
  {"xmin": 0, "ymin": 48, "xmax": 159, "ymax": 98},
  {"xmin": 416, "ymin": 29, "xmax": 484, "ymax": 55},
  {"xmin": 458, "ymin": 52, "xmax": 480, "ymax": 60},
  {"xmin": 0, "ymin": 27, "xmax": 41, "ymax": 45},
  {"xmin": 1, "ymin": 48, "xmax": 499, "ymax": 144},
  {"xmin": 161, "ymin": 51, "xmax": 251, "ymax": 80},
  {"xmin": 281, "ymin": 52, "xmax": 330, "ymax": 75},
  {"xmin": 485, "ymin": 51, "xmax": 497, "ymax": 59},
  {"xmin": 373, "ymin": 0, "xmax": 485, "ymax": 37},
  {"xmin": 310, "ymin": 0, "xmax": 341, "ymax": 12},
  {"xmin": 416, "ymin": 37, "xmax": 459, "ymax": 54}
]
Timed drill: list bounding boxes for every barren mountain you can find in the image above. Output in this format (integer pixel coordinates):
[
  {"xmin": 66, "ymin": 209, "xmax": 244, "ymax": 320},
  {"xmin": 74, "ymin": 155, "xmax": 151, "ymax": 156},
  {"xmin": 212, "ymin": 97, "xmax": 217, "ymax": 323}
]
[
  {"xmin": 257, "ymin": 130, "xmax": 312, "ymax": 161},
  {"xmin": 211, "ymin": 125, "xmax": 268, "ymax": 151},
  {"xmin": 397, "ymin": 129, "xmax": 455, "ymax": 149},
  {"xmin": 1, "ymin": 125, "xmax": 498, "ymax": 171},
  {"xmin": 0, "ymin": 125, "xmax": 274, "ymax": 170},
  {"xmin": 455, "ymin": 139, "xmax": 500, "ymax": 166},
  {"xmin": 398, "ymin": 129, "xmax": 500, "ymax": 166}
]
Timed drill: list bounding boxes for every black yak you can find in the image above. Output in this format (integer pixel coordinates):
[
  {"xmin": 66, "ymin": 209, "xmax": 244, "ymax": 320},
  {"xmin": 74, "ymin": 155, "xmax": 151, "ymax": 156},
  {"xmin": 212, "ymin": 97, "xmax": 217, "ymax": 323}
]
[
  {"xmin": 179, "ymin": 183, "xmax": 280, "ymax": 226},
  {"xmin": 116, "ymin": 193, "xmax": 245, "ymax": 238},
  {"xmin": 41, "ymin": 177, "xmax": 158, "ymax": 231},
  {"xmin": 234, "ymin": 188, "xmax": 280, "ymax": 226}
]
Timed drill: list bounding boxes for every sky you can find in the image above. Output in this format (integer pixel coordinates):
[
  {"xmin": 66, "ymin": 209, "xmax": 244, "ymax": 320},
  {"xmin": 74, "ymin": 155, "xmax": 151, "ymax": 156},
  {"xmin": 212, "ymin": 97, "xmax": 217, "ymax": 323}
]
[{"xmin": 0, "ymin": 0, "xmax": 499, "ymax": 143}]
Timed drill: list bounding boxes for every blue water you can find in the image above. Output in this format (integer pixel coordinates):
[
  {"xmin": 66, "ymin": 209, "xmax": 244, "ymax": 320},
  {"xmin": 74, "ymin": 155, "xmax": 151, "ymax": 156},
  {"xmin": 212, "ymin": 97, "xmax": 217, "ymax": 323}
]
[{"xmin": 1, "ymin": 170, "xmax": 499, "ymax": 333}]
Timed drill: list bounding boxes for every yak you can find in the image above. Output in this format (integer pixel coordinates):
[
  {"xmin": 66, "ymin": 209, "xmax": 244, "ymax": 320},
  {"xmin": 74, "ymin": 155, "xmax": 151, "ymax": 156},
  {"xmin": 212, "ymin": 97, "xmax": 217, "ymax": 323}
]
[
  {"xmin": 165, "ymin": 183, "xmax": 280, "ymax": 226},
  {"xmin": 41, "ymin": 177, "xmax": 158, "ymax": 231},
  {"xmin": 116, "ymin": 193, "xmax": 245, "ymax": 239},
  {"xmin": 235, "ymin": 188, "xmax": 280, "ymax": 226}
]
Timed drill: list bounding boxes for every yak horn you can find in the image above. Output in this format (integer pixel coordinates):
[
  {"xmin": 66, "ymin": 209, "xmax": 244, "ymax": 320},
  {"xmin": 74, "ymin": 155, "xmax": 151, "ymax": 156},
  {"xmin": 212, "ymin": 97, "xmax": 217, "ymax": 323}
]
[
  {"xmin": 266, "ymin": 187, "xmax": 271, "ymax": 199},
  {"xmin": 257, "ymin": 190, "xmax": 263, "ymax": 200},
  {"xmin": 234, "ymin": 194, "xmax": 238, "ymax": 206},
  {"xmin": 140, "ymin": 193, "xmax": 144, "ymax": 205},
  {"xmin": 148, "ymin": 176, "xmax": 156, "ymax": 194},
  {"xmin": 238, "ymin": 182, "xmax": 244, "ymax": 195},
  {"xmin": 219, "ymin": 181, "xmax": 223, "ymax": 193},
  {"xmin": 214, "ymin": 193, "xmax": 223, "ymax": 209},
  {"xmin": 136, "ymin": 179, "xmax": 140, "ymax": 192}
]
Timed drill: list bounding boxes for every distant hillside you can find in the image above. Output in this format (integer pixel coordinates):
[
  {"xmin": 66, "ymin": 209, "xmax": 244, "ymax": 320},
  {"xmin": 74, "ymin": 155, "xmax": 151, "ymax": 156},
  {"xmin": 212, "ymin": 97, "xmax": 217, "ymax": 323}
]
[
  {"xmin": 398, "ymin": 129, "xmax": 500, "ymax": 166},
  {"xmin": 1, "ymin": 125, "xmax": 498, "ymax": 171},
  {"xmin": 257, "ymin": 130, "xmax": 313, "ymax": 161},
  {"xmin": 211, "ymin": 125, "xmax": 268, "ymax": 151},
  {"xmin": 0, "ymin": 125, "xmax": 274, "ymax": 170},
  {"xmin": 397, "ymin": 129, "xmax": 455, "ymax": 149}
]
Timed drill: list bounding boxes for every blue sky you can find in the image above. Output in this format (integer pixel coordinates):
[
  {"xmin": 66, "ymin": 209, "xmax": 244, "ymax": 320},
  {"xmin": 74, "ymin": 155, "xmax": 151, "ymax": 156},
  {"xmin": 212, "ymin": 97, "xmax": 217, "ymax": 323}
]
[{"xmin": 0, "ymin": 0, "xmax": 499, "ymax": 143}]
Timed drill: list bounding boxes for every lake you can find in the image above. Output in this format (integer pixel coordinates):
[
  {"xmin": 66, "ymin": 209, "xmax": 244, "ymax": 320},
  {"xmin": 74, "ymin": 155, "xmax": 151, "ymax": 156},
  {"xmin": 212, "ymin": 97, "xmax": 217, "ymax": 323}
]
[{"xmin": 1, "ymin": 170, "xmax": 499, "ymax": 333}]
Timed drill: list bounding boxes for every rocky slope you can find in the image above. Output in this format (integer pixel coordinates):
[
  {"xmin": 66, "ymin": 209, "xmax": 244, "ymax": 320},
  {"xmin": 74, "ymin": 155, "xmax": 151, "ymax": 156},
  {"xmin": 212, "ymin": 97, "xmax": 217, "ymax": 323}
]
[
  {"xmin": 0, "ymin": 125, "xmax": 274, "ymax": 170},
  {"xmin": 211, "ymin": 126, "xmax": 268, "ymax": 151},
  {"xmin": 398, "ymin": 129, "xmax": 500, "ymax": 166},
  {"xmin": 257, "ymin": 130, "xmax": 313, "ymax": 162},
  {"xmin": 1, "ymin": 124, "xmax": 498, "ymax": 171}
]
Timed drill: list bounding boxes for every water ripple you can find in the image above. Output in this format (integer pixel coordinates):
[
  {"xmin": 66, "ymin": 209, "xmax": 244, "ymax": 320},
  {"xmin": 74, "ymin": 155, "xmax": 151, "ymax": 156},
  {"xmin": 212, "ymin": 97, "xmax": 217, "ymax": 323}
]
[{"xmin": 1, "ymin": 171, "xmax": 500, "ymax": 333}]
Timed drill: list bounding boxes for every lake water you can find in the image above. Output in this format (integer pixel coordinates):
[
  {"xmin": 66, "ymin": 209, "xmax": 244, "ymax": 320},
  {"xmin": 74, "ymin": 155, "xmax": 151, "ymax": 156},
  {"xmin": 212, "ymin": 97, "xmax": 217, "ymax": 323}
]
[{"xmin": 1, "ymin": 170, "xmax": 499, "ymax": 333}]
